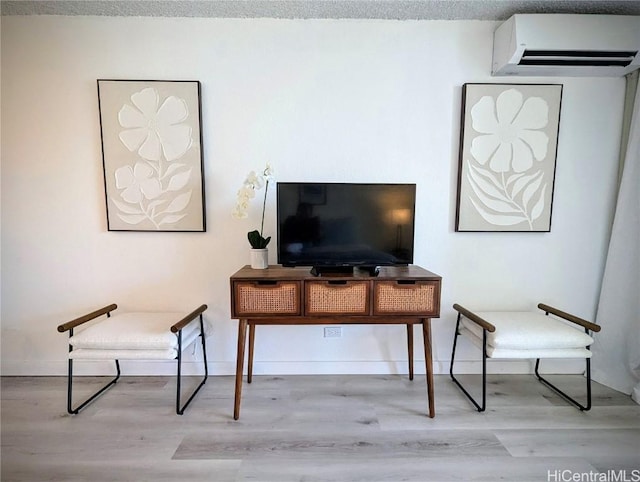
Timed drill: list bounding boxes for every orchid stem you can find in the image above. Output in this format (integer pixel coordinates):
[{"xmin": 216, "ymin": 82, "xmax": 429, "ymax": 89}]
[{"xmin": 260, "ymin": 179, "xmax": 268, "ymax": 238}]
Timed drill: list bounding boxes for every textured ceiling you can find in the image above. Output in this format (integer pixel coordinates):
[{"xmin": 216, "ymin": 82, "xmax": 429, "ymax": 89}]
[{"xmin": 2, "ymin": 0, "xmax": 640, "ymax": 20}]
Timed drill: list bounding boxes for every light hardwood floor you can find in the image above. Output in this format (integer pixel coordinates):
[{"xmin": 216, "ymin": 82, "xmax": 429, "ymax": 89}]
[{"xmin": 2, "ymin": 374, "xmax": 639, "ymax": 481}]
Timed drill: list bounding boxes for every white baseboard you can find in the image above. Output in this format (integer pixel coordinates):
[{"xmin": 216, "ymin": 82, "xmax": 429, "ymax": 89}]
[
  {"xmin": 0, "ymin": 361, "xmax": 233, "ymax": 377},
  {"xmin": 0, "ymin": 358, "xmax": 587, "ymax": 376}
]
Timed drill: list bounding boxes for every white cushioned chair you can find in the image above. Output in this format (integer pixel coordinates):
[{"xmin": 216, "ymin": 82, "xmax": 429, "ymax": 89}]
[
  {"xmin": 450, "ymin": 303, "xmax": 601, "ymax": 411},
  {"xmin": 57, "ymin": 303, "xmax": 208, "ymax": 415}
]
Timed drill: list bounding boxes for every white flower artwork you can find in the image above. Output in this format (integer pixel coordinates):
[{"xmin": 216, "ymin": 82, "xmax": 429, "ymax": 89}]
[
  {"xmin": 118, "ymin": 87, "xmax": 193, "ymax": 162},
  {"xmin": 98, "ymin": 80, "xmax": 205, "ymax": 231},
  {"xmin": 455, "ymin": 84, "xmax": 563, "ymax": 232}
]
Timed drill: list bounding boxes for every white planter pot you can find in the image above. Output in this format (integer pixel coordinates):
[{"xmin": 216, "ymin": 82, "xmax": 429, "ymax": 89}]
[{"xmin": 250, "ymin": 248, "xmax": 269, "ymax": 269}]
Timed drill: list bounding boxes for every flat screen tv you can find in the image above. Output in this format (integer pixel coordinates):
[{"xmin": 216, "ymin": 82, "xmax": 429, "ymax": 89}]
[{"xmin": 277, "ymin": 183, "xmax": 416, "ymax": 275}]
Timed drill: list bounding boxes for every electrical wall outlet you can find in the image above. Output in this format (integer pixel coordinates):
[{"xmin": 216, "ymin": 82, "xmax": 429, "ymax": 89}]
[{"xmin": 323, "ymin": 326, "xmax": 342, "ymax": 338}]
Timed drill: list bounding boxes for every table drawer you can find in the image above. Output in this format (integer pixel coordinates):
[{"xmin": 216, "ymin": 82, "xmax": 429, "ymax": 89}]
[
  {"xmin": 233, "ymin": 281, "xmax": 301, "ymax": 317},
  {"xmin": 373, "ymin": 280, "xmax": 439, "ymax": 316},
  {"xmin": 305, "ymin": 280, "xmax": 370, "ymax": 316}
]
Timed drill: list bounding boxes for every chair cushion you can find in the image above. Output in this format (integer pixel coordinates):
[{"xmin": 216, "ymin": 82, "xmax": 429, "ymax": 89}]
[
  {"xmin": 460, "ymin": 311, "xmax": 594, "ymax": 351},
  {"xmin": 69, "ymin": 348, "xmax": 178, "ymax": 360},
  {"xmin": 69, "ymin": 312, "xmax": 200, "ymax": 351},
  {"xmin": 459, "ymin": 327, "xmax": 593, "ymax": 359}
]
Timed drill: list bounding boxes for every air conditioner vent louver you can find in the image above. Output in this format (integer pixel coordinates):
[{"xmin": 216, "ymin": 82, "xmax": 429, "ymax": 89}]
[
  {"xmin": 492, "ymin": 15, "xmax": 640, "ymax": 77},
  {"xmin": 519, "ymin": 50, "xmax": 637, "ymax": 67}
]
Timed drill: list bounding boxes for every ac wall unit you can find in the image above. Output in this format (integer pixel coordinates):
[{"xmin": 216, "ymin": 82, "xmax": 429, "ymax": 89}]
[{"xmin": 492, "ymin": 14, "xmax": 640, "ymax": 77}]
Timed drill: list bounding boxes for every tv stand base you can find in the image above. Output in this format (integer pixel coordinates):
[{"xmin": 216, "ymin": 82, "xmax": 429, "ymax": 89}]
[{"xmin": 310, "ymin": 266, "xmax": 380, "ymax": 277}]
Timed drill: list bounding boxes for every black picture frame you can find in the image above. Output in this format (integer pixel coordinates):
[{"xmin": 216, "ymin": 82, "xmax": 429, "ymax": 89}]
[
  {"xmin": 97, "ymin": 79, "xmax": 206, "ymax": 232},
  {"xmin": 455, "ymin": 83, "xmax": 562, "ymax": 232}
]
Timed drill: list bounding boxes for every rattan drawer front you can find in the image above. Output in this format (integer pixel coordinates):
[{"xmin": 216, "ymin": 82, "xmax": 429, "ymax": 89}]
[
  {"xmin": 305, "ymin": 281, "xmax": 370, "ymax": 316},
  {"xmin": 373, "ymin": 281, "xmax": 438, "ymax": 316},
  {"xmin": 234, "ymin": 281, "xmax": 301, "ymax": 316}
]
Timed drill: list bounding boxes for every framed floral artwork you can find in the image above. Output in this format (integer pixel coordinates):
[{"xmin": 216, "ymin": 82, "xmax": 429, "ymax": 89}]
[
  {"xmin": 97, "ymin": 80, "xmax": 206, "ymax": 231},
  {"xmin": 455, "ymin": 83, "xmax": 563, "ymax": 232}
]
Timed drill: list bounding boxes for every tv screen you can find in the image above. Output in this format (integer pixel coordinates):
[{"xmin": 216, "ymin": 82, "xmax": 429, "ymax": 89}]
[{"xmin": 277, "ymin": 183, "xmax": 416, "ymax": 273}]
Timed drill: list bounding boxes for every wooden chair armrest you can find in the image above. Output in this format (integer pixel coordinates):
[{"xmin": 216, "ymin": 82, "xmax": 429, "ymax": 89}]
[
  {"xmin": 57, "ymin": 304, "xmax": 118, "ymax": 333},
  {"xmin": 452, "ymin": 303, "xmax": 496, "ymax": 332},
  {"xmin": 171, "ymin": 304, "xmax": 208, "ymax": 333},
  {"xmin": 538, "ymin": 303, "xmax": 601, "ymax": 333}
]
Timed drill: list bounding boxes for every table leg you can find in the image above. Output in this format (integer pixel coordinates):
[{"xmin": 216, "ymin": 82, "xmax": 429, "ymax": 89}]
[
  {"xmin": 247, "ymin": 323, "xmax": 255, "ymax": 384},
  {"xmin": 234, "ymin": 319, "xmax": 248, "ymax": 420},
  {"xmin": 422, "ymin": 318, "xmax": 435, "ymax": 418},
  {"xmin": 406, "ymin": 324, "xmax": 414, "ymax": 381}
]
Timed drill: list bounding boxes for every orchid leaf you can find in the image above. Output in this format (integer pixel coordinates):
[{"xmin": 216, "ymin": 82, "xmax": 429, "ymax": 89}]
[{"xmin": 248, "ymin": 230, "xmax": 271, "ymax": 249}]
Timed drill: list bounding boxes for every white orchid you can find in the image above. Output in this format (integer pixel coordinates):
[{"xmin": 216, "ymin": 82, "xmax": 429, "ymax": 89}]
[
  {"xmin": 232, "ymin": 189, "xmax": 252, "ymax": 219},
  {"xmin": 118, "ymin": 87, "xmax": 193, "ymax": 162},
  {"xmin": 470, "ymin": 88, "xmax": 550, "ymax": 173},
  {"xmin": 233, "ymin": 164, "xmax": 274, "ymax": 248},
  {"xmin": 244, "ymin": 170, "xmax": 265, "ymax": 190},
  {"xmin": 233, "ymin": 163, "xmax": 273, "ymax": 219}
]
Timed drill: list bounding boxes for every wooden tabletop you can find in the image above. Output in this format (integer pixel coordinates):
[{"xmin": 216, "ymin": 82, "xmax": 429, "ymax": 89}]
[{"xmin": 230, "ymin": 264, "xmax": 442, "ymax": 281}]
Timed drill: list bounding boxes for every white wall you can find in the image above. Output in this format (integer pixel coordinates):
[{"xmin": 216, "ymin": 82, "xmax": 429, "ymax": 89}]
[{"xmin": 0, "ymin": 16, "xmax": 623, "ymax": 376}]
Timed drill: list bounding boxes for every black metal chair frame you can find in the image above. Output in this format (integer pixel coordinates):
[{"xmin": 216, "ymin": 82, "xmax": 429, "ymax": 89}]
[
  {"xmin": 449, "ymin": 303, "xmax": 600, "ymax": 412},
  {"xmin": 58, "ymin": 304, "xmax": 208, "ymax": 415}
]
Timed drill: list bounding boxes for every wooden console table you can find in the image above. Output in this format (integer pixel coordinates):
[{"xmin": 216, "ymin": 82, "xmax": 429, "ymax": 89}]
[{"xmin": 229, "ymin": 265, "xmax": 442, "ymax": 419}]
